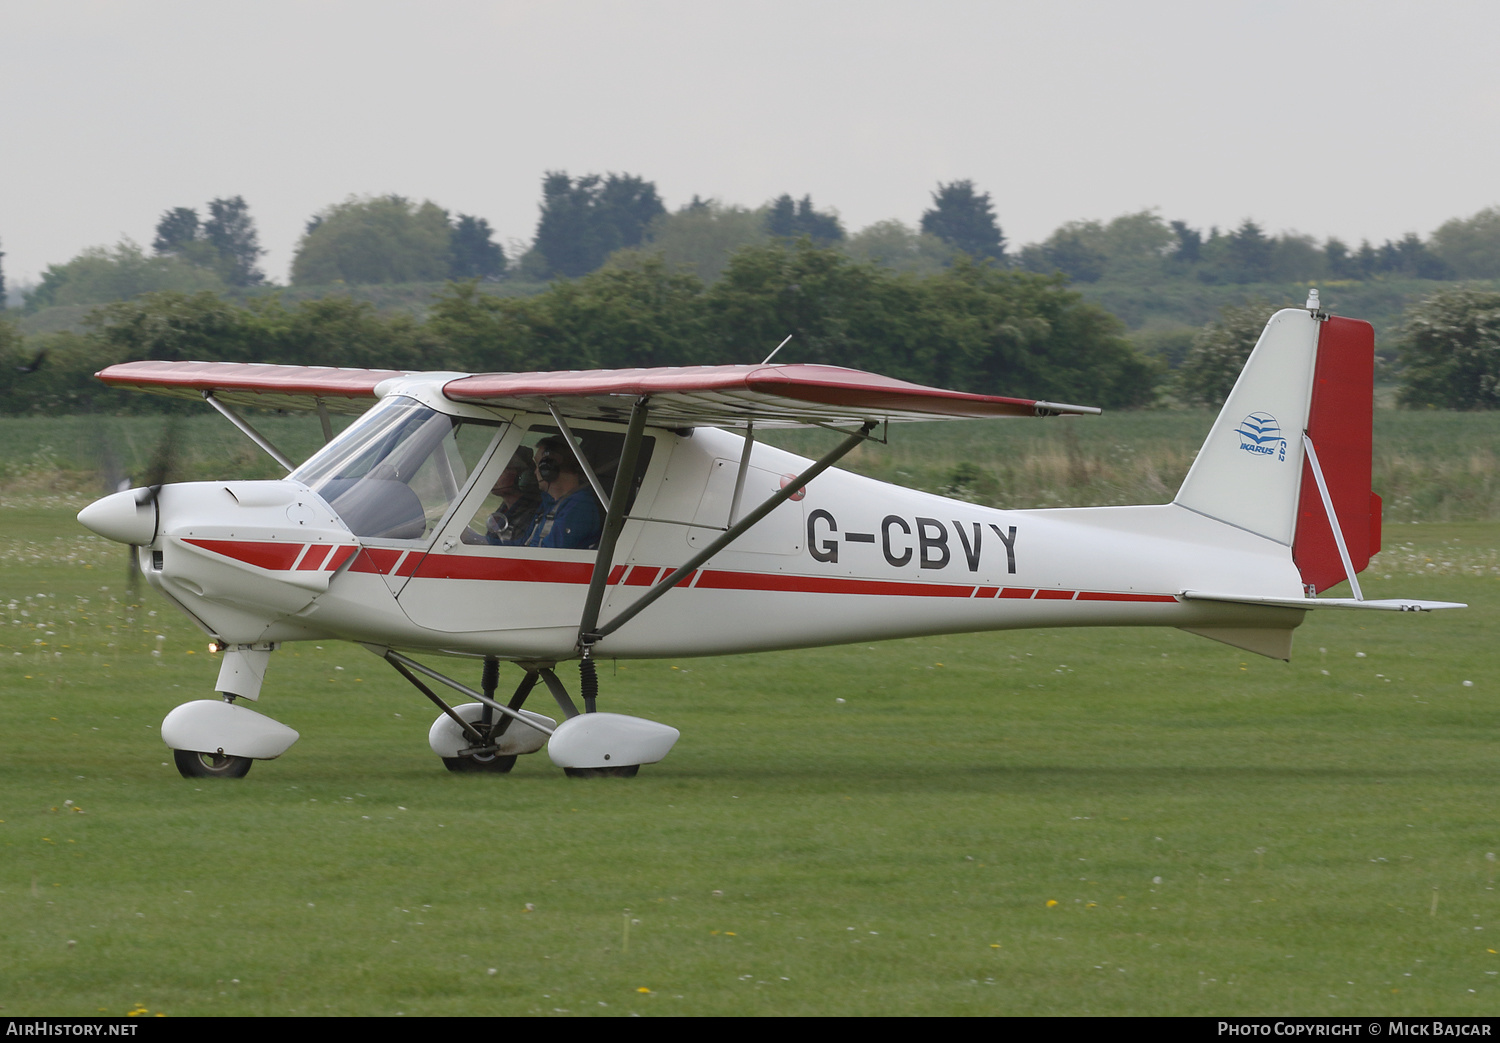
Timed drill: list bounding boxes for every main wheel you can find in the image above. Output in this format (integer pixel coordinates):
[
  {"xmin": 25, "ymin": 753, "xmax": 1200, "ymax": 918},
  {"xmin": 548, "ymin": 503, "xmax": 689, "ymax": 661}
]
[
  {"xmin": 173, "ymin": 749, "xmax": 253, "ymax": 779},
  {"xmin": 563, "ymin": 764, "xmax": 640, "ymax": 779},
  {"xmin": 442, "ymin": 753, "xmax": 518, "ymax": 773}
]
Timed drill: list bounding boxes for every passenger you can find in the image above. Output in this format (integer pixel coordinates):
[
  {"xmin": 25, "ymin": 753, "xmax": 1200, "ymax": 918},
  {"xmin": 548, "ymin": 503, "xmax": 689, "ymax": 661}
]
[
  {"xmin": 464, "ymin": 446, "xmax": 542, "ymax": 546},
  {"xmin": 523, "ymin": 436, "xmax": 604, "ymax": 549}
]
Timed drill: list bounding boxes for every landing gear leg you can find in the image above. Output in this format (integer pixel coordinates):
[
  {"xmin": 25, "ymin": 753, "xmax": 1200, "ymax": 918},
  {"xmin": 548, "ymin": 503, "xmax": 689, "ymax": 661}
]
[{"xmin": 384, "ymin": 650, "xmax": 677, "ymax": 779}]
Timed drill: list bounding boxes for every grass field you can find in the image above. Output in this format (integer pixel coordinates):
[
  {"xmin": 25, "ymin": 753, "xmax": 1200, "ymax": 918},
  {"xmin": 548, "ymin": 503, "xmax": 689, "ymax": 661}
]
[
  {"xmin": 0, "ymin": 492, "xmax": 1494, "ymax": 1017},
  {"xmin": 6, "ymin": 407, "xmax": 1500, "ymax": 522}
]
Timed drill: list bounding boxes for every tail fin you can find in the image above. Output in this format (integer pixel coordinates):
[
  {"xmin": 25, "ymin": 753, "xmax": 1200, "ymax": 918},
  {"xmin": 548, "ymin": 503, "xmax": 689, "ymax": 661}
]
[{"xmin": 1175, "ymin": 307, "xmax": 1381, "ymax": 593}]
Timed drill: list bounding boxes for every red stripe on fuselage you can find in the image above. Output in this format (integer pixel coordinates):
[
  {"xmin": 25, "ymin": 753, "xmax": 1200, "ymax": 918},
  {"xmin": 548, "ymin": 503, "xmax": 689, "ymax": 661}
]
[
  {"xmin": 180, "ymin": 541, "xmax": 1178, "ymax": 607},
  {"xmin": 693, "ymin": 570, "xmax": 976, "ymax": 598},
  {"xmin": 382, "ymin": 552, "xmax": 1178, "ymax": 605},
  {"xmin": 324, "ymin": 545, "xmax": 358, "ymax": 572},
  {"xmin": 350, "ymin": 548, "xmax": 404, "ymax": 575},
  {"xmin": 1076, "ymin": 591, "xmax": 1178, "ymax": 603},
  {"xmin": 181, "ymin": 539, "xmax": 304, "ymax": 571},
  {"xmin": 412, "ymin": 554, "xmax": 598, "ymax": 584},
  {"xmin": 297, "ymin": 545, "xmax": 333, "ymax": 571}
]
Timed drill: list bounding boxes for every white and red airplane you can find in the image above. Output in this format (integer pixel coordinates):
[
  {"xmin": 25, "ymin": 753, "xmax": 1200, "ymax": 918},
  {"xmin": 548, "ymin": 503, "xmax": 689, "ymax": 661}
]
[{"xmin": 77, "ymin": 297, "xmax": 1463, "ymax": 779}]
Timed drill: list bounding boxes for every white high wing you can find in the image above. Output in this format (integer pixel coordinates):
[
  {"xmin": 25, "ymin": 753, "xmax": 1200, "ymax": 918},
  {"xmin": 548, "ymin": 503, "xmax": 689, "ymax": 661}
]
[{"xmin": 77, "ymin": 302, "xmax": 1463, "ymax": 779}]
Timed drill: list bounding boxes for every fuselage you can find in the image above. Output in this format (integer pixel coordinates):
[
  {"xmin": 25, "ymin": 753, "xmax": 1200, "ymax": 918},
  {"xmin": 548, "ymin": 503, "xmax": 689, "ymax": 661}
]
[{"xmin": 125, "ymin": 409, "xmax": 1306, "ymax": 663}]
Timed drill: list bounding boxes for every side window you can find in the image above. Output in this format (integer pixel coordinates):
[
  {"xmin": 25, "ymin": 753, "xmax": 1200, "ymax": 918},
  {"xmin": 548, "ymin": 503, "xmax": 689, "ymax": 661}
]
[
  {"xmin": 403, "ymin": 418, "xmax": 500, "ymax": 539},
  {"xmin": 460, "ymin": 424, "xmax": 654, "ymax": 550},
  {"xmin": 291, "ymin": 397, "xmax": 503, "ymax": 542}
]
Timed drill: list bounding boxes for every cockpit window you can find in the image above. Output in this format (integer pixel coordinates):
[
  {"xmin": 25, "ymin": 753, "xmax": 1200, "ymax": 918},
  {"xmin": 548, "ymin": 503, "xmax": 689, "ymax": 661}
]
[
  {"xmin": 458, "ymin": 424, "xmax": 655, "ymax": 550},
  {"xmin": 290, "ymin": 397, "xmax": 502, "ymax": 540}
]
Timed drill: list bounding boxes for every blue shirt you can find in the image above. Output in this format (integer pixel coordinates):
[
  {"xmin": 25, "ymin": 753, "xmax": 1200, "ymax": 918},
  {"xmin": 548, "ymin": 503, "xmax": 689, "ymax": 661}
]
[{"xmin": 523, "ymin": 488, "xmax": 604, "ymax": 549}]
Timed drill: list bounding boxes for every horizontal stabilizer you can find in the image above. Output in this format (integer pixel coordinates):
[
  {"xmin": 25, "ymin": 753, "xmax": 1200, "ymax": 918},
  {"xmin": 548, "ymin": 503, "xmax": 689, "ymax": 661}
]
[{"xmin": 1183, "ymin": 590, "xmax": 1466, "ymax": 612}]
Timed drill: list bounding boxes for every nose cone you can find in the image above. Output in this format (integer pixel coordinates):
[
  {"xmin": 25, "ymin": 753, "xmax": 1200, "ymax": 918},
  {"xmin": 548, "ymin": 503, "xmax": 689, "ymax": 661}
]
[{"xmin": 78, "ymin": 488, "xmax": 158, "ymax": 545}]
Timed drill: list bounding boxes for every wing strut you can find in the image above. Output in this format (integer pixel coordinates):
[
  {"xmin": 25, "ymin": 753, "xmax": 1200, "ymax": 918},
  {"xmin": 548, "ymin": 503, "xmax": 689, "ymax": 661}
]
[
  {"xmin": 577, "ymin": 397, "xmax": 653, "ymax": 648},
  {"xmin": 548, "ymin": 400, "xmax": 614, "ymax": 514},
  {"xmin": 315, "ymin": 398, "xmax": 334, "ymax": 443},
  {"xmin": 584, "ymin": 419, "xmax": 877, "ymax": 644},
  {"xmin": 201, "ymin": 391, "xmax": 295, "ymax": 472},
  {"xmin": 729, "ymin": 421, "xmax": 754, "ymax": 526}
]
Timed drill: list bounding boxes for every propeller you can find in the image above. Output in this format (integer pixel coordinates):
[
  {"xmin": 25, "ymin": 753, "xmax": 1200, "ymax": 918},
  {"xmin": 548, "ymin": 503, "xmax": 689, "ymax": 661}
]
[
  {"xmin": 135, "ymin": 416, "xmax": 183, "ymax": 509},
  {"xmin": 86, "ymin": 416, "xmax": 184, "ymax": 597}
]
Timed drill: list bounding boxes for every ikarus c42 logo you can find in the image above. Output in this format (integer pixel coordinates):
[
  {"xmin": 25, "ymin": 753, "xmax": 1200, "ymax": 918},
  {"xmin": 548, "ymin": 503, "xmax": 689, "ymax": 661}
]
[{"xmin": 1236, "ymin": 412, "xmax": 1287, "ymax": 461}]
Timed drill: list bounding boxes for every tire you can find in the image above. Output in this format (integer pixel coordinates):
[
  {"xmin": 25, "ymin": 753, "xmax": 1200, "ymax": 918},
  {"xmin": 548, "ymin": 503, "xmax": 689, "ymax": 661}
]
[
  {"xmin": 173, "ymin": 749, "xmax": 253, "ymax": 779},
  {"xmin": 442, "ymin": 754, "xmax": 518, "ymax": 774},
  {"xmin": 563, "ymin": 764, "xmax": 640, "ymax": 779}
]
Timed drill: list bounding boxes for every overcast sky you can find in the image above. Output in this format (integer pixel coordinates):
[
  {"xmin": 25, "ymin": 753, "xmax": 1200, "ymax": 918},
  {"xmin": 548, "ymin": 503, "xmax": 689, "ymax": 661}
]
[{"xmin": 3, "ymin": 0, "xmax": 1498, "ymax": 287}]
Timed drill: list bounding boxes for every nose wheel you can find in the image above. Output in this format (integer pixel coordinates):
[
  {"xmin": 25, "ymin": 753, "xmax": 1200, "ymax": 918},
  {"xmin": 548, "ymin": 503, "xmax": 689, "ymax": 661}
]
[{"xmin": 173, "ymin": 749, "xmax": 253, "ymax": 779}]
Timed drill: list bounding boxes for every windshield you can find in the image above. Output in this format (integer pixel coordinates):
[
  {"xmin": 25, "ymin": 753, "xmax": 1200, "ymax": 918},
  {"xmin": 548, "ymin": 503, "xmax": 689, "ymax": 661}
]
[{"xmin": 291, "ymin": 396, "xmax": 502, "ymax": 540}]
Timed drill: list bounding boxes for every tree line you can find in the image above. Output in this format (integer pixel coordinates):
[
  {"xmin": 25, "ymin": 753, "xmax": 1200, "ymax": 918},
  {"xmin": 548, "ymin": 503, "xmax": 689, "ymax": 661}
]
[
  {"xmin": 3, "ymin": 249, "xmax": 1496, "ymax": 415},
  {"xmin": 0, "ymin": 240, "xmax": 1157, "ymax": 416},
  {"xmin": 1169, "ymin": 288, "xmax": 1500, "ymax": 410},
  {"xmin": 12, "ymin": 170, "xmax": 1500, "ymax": 312},
  {"xmin": 5, "ymin": 173, "xmax": 1012, "ymax": 308},
  {"xmin": 4, "ymin": 173, "xmax": 1499, "ymax": 413}
]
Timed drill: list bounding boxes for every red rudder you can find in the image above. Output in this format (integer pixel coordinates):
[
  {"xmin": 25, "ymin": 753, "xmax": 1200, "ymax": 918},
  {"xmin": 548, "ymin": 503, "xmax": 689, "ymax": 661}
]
[{"xmin": 1292, "ymin": 316, "xmax": 1377, "ymax": 594}]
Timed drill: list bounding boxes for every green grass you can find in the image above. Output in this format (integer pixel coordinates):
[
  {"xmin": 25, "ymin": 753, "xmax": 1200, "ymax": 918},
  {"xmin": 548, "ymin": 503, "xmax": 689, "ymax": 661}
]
[
  {"xmin": 766, "ymin": 410, "xmax": 1500, "ymax": 521},
  {"xmin": 8, "ymin": 408, "xmax": 1500, "ymax": 522},
  {"xmin": 0, "ymin": 413, "xmax": 344, "ymax": 490},
  {"xmin": 0, "ymin": 497, "xmax": 1494, "ymax": 1016}
]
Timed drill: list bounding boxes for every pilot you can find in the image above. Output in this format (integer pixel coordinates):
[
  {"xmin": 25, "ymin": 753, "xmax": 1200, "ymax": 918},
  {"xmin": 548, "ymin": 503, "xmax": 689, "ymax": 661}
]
[
  {"xmin": 462, "ymin": 446, "xmax": 542, "ymax": 546},
  {"xmin": 523, "ymin": 436, "xmax": 604, "ymax": 550}
]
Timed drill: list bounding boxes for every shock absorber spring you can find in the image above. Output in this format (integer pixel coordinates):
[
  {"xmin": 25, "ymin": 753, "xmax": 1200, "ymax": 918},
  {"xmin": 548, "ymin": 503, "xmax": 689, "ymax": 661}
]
[{"xmin": 579, "ymin": 645, "xmax": 598, "ymax": 714}]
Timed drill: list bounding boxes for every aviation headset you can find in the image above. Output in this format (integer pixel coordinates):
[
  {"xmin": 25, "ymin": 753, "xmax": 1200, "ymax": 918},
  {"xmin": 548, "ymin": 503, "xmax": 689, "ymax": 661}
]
[
  {"xmin": 533, "ymin": 436, "xmax": 576, "ymax": 484},
  {"xmin": 510, "ymin": 446, "xmax": 540, "ymax": 494}
]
